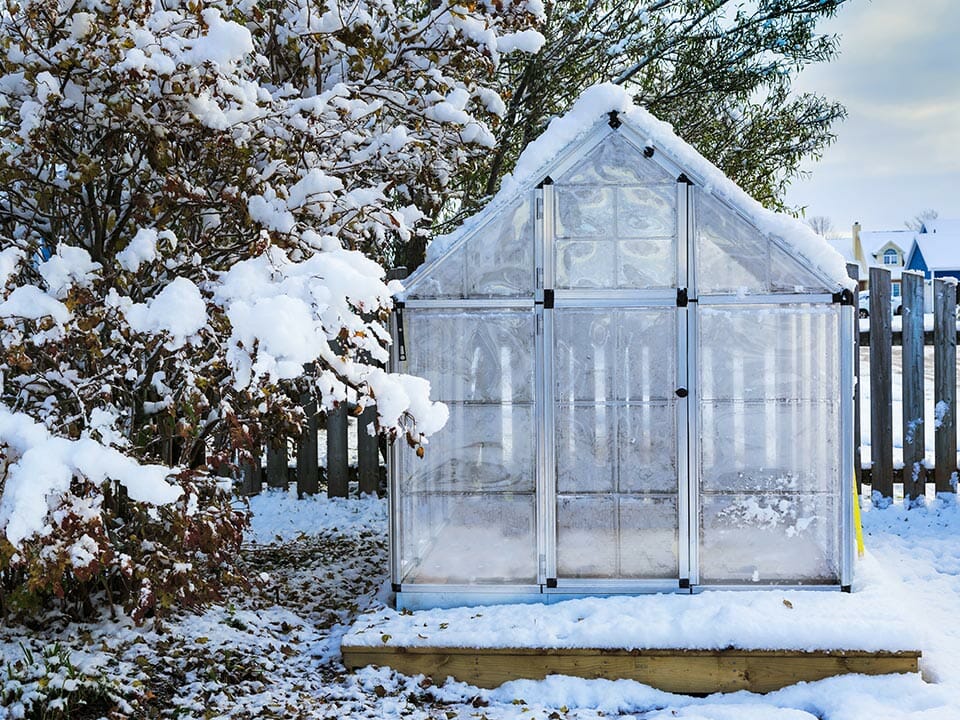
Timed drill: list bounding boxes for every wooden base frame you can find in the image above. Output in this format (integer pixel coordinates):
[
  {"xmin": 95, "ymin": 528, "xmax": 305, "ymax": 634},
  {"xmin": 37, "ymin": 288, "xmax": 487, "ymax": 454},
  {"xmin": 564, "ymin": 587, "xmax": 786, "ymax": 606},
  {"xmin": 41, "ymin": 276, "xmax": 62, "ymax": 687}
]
[{"xmin": 341, "ymin": 644, "xmax": 920, "ymax": 694}]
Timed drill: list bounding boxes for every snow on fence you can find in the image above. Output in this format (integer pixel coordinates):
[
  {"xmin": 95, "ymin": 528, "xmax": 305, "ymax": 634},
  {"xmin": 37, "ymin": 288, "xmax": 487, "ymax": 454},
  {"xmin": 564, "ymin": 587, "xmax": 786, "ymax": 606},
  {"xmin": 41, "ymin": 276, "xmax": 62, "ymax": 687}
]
[{"xmin": 855, "ymin": 264, "xmax": 959, "ymax": 503}]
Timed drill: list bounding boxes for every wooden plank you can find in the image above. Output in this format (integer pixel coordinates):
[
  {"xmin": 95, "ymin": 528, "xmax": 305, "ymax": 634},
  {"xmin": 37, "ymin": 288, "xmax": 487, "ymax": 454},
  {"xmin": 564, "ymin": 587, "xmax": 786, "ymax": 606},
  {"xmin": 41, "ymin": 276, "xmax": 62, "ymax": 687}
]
[
  {"xmin": 326, "ymin": 403, "xmax": 350, "ymax": 498},
  {"xmin": 357, "ymin": 404, "xmax": 380, "ymax": 495},
  {"xmin": 341, "ymin": 645, "xmax": 920, "ymax": 694},
  {"xmin": 240, "ymin": 453, "xmax": 262, "ymax": 497},
  {"xmin": 901, "ymin": 271, "xmax": 926, "ymax": 504},
  {"xmin": 847, "ymin": 263, "xmax": 862, "ymax": 494},
  {"xmin": 934, "ymin": 278, "xmax": 957, "ymax": 495},
  {"xmin": 869, "ymin": 267, "xmax": 893, "ymax": 502},
  {"xmin": 266, "ymin": 442, "xmax": 288, "ymax": 489},
  {"xmin": 297, "ymin": 391, "xmax": 319, "ymax": 497}
]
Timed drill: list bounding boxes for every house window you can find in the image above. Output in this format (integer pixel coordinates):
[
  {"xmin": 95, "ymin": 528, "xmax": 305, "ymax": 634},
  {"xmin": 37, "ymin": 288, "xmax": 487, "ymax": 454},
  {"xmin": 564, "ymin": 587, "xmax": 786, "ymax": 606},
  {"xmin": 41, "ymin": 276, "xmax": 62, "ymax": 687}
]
[
  {"xmin": 892, "ymin": 283, "xmax": 901, "ymax": 298},
  {"xmin": 883, "ymin": 248, "xmax": 899, "ymax": 265}
]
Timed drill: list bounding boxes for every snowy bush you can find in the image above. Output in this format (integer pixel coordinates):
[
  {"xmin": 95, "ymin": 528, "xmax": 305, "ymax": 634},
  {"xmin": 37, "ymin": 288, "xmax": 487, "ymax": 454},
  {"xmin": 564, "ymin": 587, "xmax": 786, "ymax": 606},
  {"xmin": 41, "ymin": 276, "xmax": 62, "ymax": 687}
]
[{"xmin": 0, "ymin": 0, "xmax": 541, "ymax": 619}]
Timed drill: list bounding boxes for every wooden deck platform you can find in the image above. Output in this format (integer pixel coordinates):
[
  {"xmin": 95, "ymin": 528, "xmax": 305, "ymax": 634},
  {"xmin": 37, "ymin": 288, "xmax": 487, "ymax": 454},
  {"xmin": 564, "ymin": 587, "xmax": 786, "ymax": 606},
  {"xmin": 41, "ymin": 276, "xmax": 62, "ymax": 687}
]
[{"xmin": 341, "ymin": 644, "xmax": 921, "ymax": 694}]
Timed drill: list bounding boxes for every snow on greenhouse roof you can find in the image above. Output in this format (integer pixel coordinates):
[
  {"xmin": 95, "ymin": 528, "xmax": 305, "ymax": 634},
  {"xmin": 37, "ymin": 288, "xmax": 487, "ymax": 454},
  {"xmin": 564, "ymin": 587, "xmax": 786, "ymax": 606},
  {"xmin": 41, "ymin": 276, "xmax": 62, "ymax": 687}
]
[{"xmin": 422, "ymin": 83, "xmax": 853, "ymax": 290}]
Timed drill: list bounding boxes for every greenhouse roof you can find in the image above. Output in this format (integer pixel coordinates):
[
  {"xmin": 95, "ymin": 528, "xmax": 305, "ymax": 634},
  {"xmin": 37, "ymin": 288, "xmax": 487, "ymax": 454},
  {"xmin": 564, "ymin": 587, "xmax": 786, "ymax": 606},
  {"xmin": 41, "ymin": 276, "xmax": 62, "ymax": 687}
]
[{"xmin": 421, "ymin": 83, "xmax": 853, "ymax": 292}]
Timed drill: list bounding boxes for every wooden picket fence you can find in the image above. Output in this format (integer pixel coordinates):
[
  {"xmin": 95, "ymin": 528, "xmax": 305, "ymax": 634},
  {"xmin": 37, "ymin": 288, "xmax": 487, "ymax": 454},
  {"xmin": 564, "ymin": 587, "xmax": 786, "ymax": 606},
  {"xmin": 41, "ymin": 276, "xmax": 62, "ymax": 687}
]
[{"xmin": 855, "ymin": 264, "xmax": 959, "ymax": 502}]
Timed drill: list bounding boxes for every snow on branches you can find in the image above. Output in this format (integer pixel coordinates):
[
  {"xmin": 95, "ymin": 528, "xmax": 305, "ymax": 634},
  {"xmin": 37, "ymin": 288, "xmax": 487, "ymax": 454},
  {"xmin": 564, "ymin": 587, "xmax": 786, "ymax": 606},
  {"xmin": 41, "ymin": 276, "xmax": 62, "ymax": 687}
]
[{"xmin": 0, "ymin": 0, "xmax": 542, "ymax": 616}]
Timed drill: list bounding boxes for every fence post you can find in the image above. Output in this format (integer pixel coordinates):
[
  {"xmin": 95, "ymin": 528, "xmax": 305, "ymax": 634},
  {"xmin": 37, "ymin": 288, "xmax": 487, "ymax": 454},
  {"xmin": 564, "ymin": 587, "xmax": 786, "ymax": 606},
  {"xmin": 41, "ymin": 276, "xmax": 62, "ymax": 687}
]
[
  {"xmin": 869, "ymin": 267, "xmax": 894, "ymax": 503},
  {"xmin": 901, "ymin": 271, "xmax": 925, "ymax": 504},
  {"xmin": 326, "ymin": 403, "xmax": 350, "ymax": 498},
  {"xmin": 297, "ymin": 390, "xmax": 319, "ymax": 496},
  {"xmin": 847, "ymin": 263, "xmax": 862, "ymax": 495},
  {"xmin": 266, "ymin": 442, "xmax": 288, "ymax": 490},
  {"xmin": 241, "ymin": 452, "xmax": 262, "ymax": 497},
  {"xmin": 934, "ymin": 278, "xmax": 957, "ymax": 495},
  {"xmin": 357, "ymin": 404, "xmax": 379, "ymax": 495}
]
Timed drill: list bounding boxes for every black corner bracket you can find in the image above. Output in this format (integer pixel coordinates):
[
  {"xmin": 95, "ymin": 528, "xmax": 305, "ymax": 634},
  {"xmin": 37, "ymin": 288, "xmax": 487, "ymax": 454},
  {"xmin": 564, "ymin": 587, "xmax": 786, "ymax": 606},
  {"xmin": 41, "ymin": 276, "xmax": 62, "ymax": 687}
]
[
  {"xmin": 833, "ymin": 289, "xmax": 855, "ymax": 306},
  {"xmin": 677, "ymin": 172, "xmax": 693, "ymax": 185},
  {"xmin": 643, "ymin": 146, "xmax": 655, "ymax": 158},
  {"xmin": 546, "ymin": 578, "xmax": 558, "ymax": 588},
  {"xmin": 679, "ymin": 578, "xmax": 690, "ymax": 589},
  {"xmin": 536, "ymin": 175, "xmax": 555, "ymax": 189},
  {"xmin": 841, "ymin": 584, "xmax": 851, "ymax": 594},
  {"xmin": 608, "ymin": 110, "xmax": 622, "ymax": 129},
  {"xmin": 677, "ymin": 287, "xmax": 688, "ymax": 307},
  {"xmin": 391, "ymin": 582, "xmax": 402, "ymax": 593}
]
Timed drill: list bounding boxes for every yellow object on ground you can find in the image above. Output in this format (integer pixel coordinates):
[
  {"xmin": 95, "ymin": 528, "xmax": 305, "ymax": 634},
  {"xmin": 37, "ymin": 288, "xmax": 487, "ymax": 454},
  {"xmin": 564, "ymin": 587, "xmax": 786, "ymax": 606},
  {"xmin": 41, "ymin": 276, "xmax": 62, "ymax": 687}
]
[{"xmin": 853, "ymin": 478, "xmax": 865, "ymax": 558}]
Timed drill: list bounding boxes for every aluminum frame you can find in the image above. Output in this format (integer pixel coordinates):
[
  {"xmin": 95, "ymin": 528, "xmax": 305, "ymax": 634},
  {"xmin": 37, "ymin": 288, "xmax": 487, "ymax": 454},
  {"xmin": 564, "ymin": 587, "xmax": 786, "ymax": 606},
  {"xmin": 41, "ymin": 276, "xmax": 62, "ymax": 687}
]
[{"xmin": 387, "ymin": 117, "xmax": 856, "ymax": 603}]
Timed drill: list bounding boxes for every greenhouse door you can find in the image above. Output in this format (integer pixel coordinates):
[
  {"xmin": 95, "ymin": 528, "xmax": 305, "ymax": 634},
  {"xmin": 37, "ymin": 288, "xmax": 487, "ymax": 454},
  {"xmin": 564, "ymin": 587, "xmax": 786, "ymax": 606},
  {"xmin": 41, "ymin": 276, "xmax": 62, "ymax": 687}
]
[{"xmin": 539, "ymin": 137, "xmax": 690, "ymax": 591}]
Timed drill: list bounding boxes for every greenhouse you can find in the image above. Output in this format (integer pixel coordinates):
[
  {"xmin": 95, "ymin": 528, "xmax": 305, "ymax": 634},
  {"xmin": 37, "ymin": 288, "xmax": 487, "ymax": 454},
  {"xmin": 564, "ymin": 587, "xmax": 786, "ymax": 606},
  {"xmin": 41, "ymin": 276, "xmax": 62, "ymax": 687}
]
[{"xmin": 388, "ymin": 88, "xmax": 856, "ymax": 610}]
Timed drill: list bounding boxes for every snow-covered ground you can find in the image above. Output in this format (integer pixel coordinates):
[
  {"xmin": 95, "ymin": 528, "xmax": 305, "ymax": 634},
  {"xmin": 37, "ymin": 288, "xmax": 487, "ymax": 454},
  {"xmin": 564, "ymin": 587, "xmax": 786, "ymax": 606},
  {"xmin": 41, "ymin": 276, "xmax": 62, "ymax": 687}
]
[{"xmin": 3, "ymin": 489, "xmax": 960, "ymax": 719}]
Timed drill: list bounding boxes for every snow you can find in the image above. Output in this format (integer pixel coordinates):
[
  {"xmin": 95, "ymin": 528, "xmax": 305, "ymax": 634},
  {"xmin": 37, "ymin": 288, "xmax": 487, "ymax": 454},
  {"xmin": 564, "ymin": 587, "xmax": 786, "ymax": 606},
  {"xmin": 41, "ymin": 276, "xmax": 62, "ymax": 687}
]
[
  {"xmin": 36, "ymin": 244, "xmax": 100, "ymax": 298},
  {"xmin": 246, "ymin": 485, "xmax": 386, "ymax": 545},
  {"xmin": 0, "ymin": 285, "xmax": 70, "ymax": 324},
  {"xmin": 421, "ymin": 83, "xmax": 852, "ymax": 293},
  {"xmin": 125, "ymin": 276, "xmax": 207, "ymax": 349},
  {"xmin": 0, "ymin": 406, "xmax": 182, "ymax": 547},
  {"xmin": 116, "ymin": 228, "xmax": 161, "ymax": 272}
]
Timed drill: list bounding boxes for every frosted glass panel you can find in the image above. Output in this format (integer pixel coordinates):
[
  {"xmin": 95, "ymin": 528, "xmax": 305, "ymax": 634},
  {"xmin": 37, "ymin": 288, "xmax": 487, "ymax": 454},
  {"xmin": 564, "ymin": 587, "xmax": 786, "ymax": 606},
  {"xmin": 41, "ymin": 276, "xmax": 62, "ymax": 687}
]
[
  {"xmin": 466, "ymin": 195, "xmax": 534, "ymax": 296},
  {"xmin": 618, "ymin": 239, "xmax": 674, "ymax": 288},
  {"xmin": 619, "ymin": 496, "xmax": 679, "ymax": 577},
  {"xmin": 696, "ymin": 192, "xmax": 767, "ymax": 294},
  {"xmin": 404, "ymin": 309, "xmax": 534, "ymax": 403},
  {"xmin": 556, "ymin": 186, "xmax": 615, "ymax": 238},
  {"xmin": 404, "ymin": 242, "xmax": 466, "ymax": 299},
  {"xmin": 619, "ymin": 404, "xmax": 676, "ymax": 493},
  {"xmin": 699, "ymin": 493, "xmax": 839, "ymax": 584},
  {"xmin": 558, "ymin": 134, "xmax": 674, "ymax": 186},
  {"xmin": 400, "ymin": 492, "xmax": 536, "ymax": 584},
  {"xmin": 619, "ymin": 185, "xmax": 676, "ymax": 238},
  {"xmin": 555, "ymin": 311, "xmax": 615, "ymax": 401},
  {"xmin": 557, "ymin": 495, "xmax": 617, "ymax": 578},
  {"xmin": 556, "ymin": 404, "xmax": 616, "ymax": 494},
  {"xmin": 698, "ymin": 306, "xmax": 839, "ymax": 402},
  {"xmin": 700, "ymin": 401, "xmax": 839, "ymax": 494},
  {"xmin": 556, "ymin": 239, "xmax": 616, "ymax": 288},
  {"xmin": 769, "ymin": 242, "xmax": 835, "ymax": 294},
  {"xmin": 619, "ymin": 310, "xmax": 675, "ymax": 400},
  {"xmin": 408, "ymin": 403, "xmax": 535, "ymax": 494}
]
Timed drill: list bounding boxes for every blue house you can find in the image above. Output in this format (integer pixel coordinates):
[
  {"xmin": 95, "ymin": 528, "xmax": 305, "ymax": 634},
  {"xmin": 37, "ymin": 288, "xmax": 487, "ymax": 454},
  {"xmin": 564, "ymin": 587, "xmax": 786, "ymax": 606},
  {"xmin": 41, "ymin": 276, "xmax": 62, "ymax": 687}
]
[{"xmin": 904, "ymin": 220, "xmax": 960, "ymax": 281}]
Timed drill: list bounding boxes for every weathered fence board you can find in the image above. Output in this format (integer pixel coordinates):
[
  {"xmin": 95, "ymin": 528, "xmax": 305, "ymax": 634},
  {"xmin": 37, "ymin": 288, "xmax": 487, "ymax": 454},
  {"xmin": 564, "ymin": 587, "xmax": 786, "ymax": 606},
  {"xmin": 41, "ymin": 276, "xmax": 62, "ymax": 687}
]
[
  {"xmin": 357, "ymin": 405, "xmax": 380, "ymax": 495},
  {"xmin": 901, "ymin": 271, "xmax": 925, "ymax": 502},
  {"xmin": 297, "ymin": 390, "xmax": 319, "ymax": 497},
  {"xmin": 869, "ymin": 268, "xmax": 894, "ymax": 501},
  {"xmin": 326, "ymin": 403, "xmax": 350, "ymax": 498},
  {"xmin": 934, "ymin": 279, "xmax": 957, "ymax": 494}
]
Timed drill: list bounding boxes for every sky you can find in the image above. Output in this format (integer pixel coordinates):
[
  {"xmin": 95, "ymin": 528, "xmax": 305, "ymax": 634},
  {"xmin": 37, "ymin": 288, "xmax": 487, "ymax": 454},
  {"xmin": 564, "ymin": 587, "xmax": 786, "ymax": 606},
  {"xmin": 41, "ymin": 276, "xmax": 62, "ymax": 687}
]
[{"xmin": 784, "ymin": 0, "xmax": 960, "ymax": 236}]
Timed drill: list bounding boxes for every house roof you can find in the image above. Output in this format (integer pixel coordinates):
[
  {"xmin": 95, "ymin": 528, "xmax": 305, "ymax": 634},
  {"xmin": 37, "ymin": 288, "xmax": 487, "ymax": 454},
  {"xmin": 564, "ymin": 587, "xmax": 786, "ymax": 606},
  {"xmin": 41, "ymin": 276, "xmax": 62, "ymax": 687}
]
[
  {"xmin": 417, "ymin": 84, "xmax": 852, "ymax": 292},
  {"xmin": 912, "ymin": 227, "xmax": 960, "ymax": 270},
  {"xmin": 921, "ymin": 219, "xmax": 960, "ymax": 235},
  {"xmin": 859, "ymin": 230, "xmax": 914, "ymax": 256}
]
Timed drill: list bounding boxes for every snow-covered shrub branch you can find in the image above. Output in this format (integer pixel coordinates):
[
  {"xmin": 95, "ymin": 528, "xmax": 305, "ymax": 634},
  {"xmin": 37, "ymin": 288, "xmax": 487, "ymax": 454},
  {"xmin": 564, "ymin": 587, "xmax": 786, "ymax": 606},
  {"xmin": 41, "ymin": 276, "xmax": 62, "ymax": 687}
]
[{"xmin": 0, "ymin": 0, "xmax": 542, "ymax": 618}]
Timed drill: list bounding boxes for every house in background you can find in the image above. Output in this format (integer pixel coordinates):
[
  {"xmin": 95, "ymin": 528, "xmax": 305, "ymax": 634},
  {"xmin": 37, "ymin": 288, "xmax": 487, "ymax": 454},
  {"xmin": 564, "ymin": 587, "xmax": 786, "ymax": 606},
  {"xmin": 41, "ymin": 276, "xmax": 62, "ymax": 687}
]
[
  {"xmin": 905, "ymin": 220, "xmax": 960, "ymax": 281},
  {"xmin": 845, "ymin": 222, "xmax": 914, "ymax": 299}
]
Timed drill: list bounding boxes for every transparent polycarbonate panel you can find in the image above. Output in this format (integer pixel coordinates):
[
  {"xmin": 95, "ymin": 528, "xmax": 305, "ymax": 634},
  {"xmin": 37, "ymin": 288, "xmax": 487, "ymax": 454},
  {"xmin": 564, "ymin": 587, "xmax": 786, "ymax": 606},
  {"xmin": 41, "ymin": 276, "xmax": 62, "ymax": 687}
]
[
  {"xmin": 557, "ymin": 495, "xmax": 617, "ymax": 578},
  {"xmin": 619, "ymin": 404, "xmax": 676, "ymax": 493},
  {"xmin": 555, "ymin": 308, "xmax": 676, "ymax": 402},
  {"xmin": 466, "ymin": 195, "xmax": 534, "ymax": 297},
  {"xmin": 557, "ymin": 133, "xmax": 675, "ymax": 186},
  {"xmin": 556, "ymin": 239, "xmax": 616, "ymax": 288},
  {"xmin": 619, "ymin": 310, "xmax": 676, "ymax": 401},
  {"xmin": 554, "ymin": 310, "xmax": 615, "ymax": 401},
  {"xmin": 403, "ymin": 242, "xmax": 466, "ymax": 299},
  {"xmin": 618, "ymin": 239, "xmax": 674, "ymax": 288},
  {"xmin": 619, "ymin": 496, "xmax": 679, "ymax": 578},
  {"xmin": 618, "ymin": 185, "xmax": 677, "ymax": 238},
  {"xmin": 556, "ymin": 186, "xmax": 615, "ymax": 238},
  {"xmin": 699, "ymin": 492, "xmax": 840, "ymax": 584},
  {"xmin": 768, "ymin": 241, "xmax": 836, "ymax": 294},
  {"xmin": 698, "ymin": 306, "xmax": 840, "ymax": 402},
  {"xmin": 406, "ymin": 403, "xmax": 535, "ymax": 494},
  {"xmin": 403, "ymin": 308, "xmax": 534, "ymax": 403},
  {"xmin": 399, "ymin": 490, "xmax": 537, "ymax": 584},
  {"xmin": 696, "ymin": 192, "xmax": 768, "ymax": 294},
  {"xmin": 699, "ymin": 401, "xmax": 840, "ymax": 494},
  {"xmin": 556, "ymin": 404, "xmax": 616, "ymax": 494}
]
